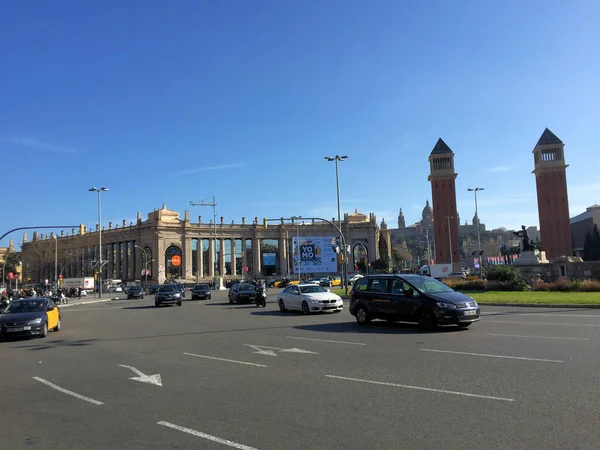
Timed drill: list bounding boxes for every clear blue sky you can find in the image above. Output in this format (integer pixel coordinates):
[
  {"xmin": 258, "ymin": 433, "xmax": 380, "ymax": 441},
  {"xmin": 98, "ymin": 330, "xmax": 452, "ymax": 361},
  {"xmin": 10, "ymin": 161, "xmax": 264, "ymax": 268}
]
[{"xmin": 2, "ymin": 0, "xmax": 599, "ymax": 248}]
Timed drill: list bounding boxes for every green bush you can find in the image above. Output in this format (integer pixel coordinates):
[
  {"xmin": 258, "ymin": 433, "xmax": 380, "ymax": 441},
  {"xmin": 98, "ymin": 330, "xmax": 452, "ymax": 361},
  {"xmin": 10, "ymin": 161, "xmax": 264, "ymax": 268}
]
[{"xmin": 486, "ymin": 265, "xmax": 529, "ymax": 291}]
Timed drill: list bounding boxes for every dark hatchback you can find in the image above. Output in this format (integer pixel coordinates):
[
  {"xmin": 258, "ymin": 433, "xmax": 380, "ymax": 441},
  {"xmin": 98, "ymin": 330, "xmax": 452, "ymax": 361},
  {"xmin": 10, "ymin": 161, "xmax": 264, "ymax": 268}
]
[
  {"xmin": 0, "ymin": 298, "xmax": 61, "ymax": 339},
  {"xmin": 191, "ymin": 284, "xmax": 211, "ymax": 300},
  {"xmin": 349, "ymin": 274, "xmax": 480, "ymax": 329},
  {"xmin": 155, "ymin": 285, "xmax": 183, "ymax": 308},
  {"xmin": 126, "ymin": 285, "xmax": 144, "ymax": 299}
]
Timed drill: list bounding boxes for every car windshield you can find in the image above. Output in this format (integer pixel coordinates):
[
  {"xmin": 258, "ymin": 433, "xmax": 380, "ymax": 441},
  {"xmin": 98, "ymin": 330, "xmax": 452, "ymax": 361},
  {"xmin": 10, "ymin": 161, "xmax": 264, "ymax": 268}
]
[
  {"xmin": 404, "ymin": 276, "xmax": 454, "ymax": 294},
  {"xmin": 158, "ymin": 285, "xmax": 178, "ymax": 292},
  {"xmin": 4, "ymin": 300, "xmax": 46, "ymax": 314},
  {"xmin": 195, "ymin": 285, "xmax": 209, "ymax": 290},
  {"xmin": 299, "ymin": 285, "xmax": 327, "ymax": 294},
  {"xmin": 129, "ymin": 286, "xmax": 141, "ymax": 291},
  {"xmin": 238, "ymin": 284, "xmax": 255, "ymax": 292}
]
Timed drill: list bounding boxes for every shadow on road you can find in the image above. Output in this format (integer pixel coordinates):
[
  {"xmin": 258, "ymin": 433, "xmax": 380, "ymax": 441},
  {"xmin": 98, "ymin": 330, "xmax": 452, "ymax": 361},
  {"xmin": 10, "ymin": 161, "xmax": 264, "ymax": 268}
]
[
  {"xmin": 8, "ymin": 338, "xmax": 101, "ymax": 350},
  {"xmin": 250, "ymin": 310, "xmax": 301, "ymax": 317},
  {"xmin": 294, "ymin": 321, "xmax": 462, "ymax": 335},
  {"xmin": 204, "ymin": 302, "xmax": 232, "ymax": 306}
]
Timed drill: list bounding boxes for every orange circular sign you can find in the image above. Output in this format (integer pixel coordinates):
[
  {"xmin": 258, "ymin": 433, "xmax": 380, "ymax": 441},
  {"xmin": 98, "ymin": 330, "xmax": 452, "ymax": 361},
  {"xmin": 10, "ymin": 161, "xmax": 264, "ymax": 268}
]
[{"xmin": 171, "ymin": 255, "xmax": 182, "ymax": 267}]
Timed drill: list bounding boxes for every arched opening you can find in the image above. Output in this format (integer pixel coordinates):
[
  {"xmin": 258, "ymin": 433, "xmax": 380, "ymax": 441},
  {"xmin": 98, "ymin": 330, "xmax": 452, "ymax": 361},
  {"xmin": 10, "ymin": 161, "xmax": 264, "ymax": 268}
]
[{"xmin": 165, "ymin": 245, "xmax": 182, "ymax": 281}]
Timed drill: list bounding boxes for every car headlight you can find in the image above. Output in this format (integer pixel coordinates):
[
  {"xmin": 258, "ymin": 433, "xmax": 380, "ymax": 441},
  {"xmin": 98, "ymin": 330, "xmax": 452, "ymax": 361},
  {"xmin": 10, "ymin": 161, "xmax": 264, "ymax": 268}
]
[
  {"xmin": 436, "ymin": 302, "xmax": 456, "ymax": 310},
  {"xmin": 174, "ymin": 293, "xmax": 181, "ymax": 298},
  {"xmin": 28, "ymin": 318, "xmax": 43, "ymax": 325}
]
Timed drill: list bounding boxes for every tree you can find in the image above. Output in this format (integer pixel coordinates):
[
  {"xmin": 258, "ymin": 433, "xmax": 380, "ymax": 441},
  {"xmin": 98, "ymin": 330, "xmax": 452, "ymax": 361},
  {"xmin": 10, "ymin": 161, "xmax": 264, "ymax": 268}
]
[
  {"xmin": 2, "ymin": 251, "xmax": 21, "ymax": 281},
  {"xmin": 370, "ymin": 259, "xmax": 388, "ymax": 273},
  {"xmin": 378, "ymin": 235, "xmax": 390, "ymax": 266},
  {"xmin": 583, "ymin": 224, "xmax": 600, "ymax": 261}
]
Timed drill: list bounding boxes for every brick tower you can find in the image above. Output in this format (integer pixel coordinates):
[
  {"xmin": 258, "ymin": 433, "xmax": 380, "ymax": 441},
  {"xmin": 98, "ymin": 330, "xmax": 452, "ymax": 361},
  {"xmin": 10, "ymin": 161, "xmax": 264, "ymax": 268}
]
[
  {"xmin": 428, "ymin": 138, "xmax": 460, "ymax": 269},
  {"xmin": 533, "ymin": 128, "xmax": 573, "ymax": 259}
]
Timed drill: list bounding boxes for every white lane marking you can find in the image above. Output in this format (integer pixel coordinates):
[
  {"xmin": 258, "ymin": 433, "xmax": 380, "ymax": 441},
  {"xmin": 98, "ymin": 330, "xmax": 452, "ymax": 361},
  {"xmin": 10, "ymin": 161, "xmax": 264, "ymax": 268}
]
[
  {"xmin": 243, "ymin": 344, "xmax": 318, "ymax": 356},
  {"xmin": 482, "ymin": 312, "xmax": 600, "ymax": 318},
  {"xmin": 32, "ymin": 377, "xmax": 104, "ymax": 405},
  {"xmin": 157, "ymin": 421, "xmax": 260, "ymax": 450},
  {"xmin": 483, "ymin": 333, "xmax": 588, "ymax": 341},
  {"xmin": 488, "ymin": 320, "xmax": 600, "ymax": 327},
  {"xmin": 286, "ymin": 336, "xmax": 367, "ymax": 346},
  {"xmin": 420, "ymin": 349, "xmax": 563, "ymax": 363},
  {"xmin": 325, "ymin": 375, "xmax": 514, "ymax": 402},
  {"xmin": 183, "ymin": 352, "xmax": 267, "ymax": 367}
]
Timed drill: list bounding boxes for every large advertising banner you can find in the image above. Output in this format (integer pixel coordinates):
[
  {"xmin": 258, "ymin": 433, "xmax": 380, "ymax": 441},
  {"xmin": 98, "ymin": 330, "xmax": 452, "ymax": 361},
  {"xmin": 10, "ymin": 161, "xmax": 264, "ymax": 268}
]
[
  {"xmin": 291, "ymin": 236, "xmax": 337, "ymax": 274},
  {"xmin": 262, "ymin": 253, "xmax": 277, "ymax": 266}
]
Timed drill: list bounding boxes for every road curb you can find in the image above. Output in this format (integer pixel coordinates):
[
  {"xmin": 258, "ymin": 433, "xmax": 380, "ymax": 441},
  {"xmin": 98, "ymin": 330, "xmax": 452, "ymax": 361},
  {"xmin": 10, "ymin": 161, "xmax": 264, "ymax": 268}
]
[{"xmin": 480, "ymin": 302, "xmax": 600, "ymax": 309}]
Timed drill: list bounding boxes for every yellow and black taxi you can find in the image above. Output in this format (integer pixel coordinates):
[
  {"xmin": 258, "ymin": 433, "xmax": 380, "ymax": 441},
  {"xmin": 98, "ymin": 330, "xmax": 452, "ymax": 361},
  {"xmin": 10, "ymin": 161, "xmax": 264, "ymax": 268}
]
[{"xmin": 0, "ymin": 298, "xmax": 61, "ymax": 339}]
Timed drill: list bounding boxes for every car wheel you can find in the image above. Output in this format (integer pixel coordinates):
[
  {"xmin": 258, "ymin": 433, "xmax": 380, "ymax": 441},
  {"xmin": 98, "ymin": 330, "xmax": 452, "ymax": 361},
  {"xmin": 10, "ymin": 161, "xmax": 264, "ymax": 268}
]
[
  {"xmin": 208, "ymin": 294, "xmax": 211, "ymax": 300},
  {"xmin": 229, "ymin": 296, "xmax": 233, "ymax": 304},
  {"xmin": 40, "ymin": 322, "xmax": 48, "ymax": 338},
  {"xmin": 418, "ymin": 310, "xmax": 438, "ymax": 330},
  {"xmin": 301, "ymin": 301, "xmax": 310, "ymax": 315},
  {"xmin": 177, "ymin": 301, "xmax": 182, "ymax": 306},
  {"xmin": 155, "ymin": 301, "xmax": 160, "ymax": 308},
  {"xmin": 53, "ymin": 318, "xmax": 61, "ymax": 331},
  {"xmin": 355, "ymin": 306, "xmax": 370, "ymax": 325},
  {"xmin": 141, "ymin": 295, "xmax": 144, "ymax": 299},
  {"xmin": 457, "ymin": 323, "xmax": 471, "ymax": 328},
  {"xmin": 278, "ymin": 299, "xmax": 287, "ymax": 312}
]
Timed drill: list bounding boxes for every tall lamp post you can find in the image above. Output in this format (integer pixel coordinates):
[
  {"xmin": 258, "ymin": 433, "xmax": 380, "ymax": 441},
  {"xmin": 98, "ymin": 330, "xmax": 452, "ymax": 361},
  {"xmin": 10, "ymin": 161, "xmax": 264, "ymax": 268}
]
[
  {"xmin": 444, "ymin": 216, "xmax": 455, "ymax": 268},
  {"xmin": 467, "ymin": 187, "xmax": 484, "ymax": 277},
  {"xmin": 325, "ymin": 155, "xmax": 348, "ymax": 290},
  {"xmin": 52, "ymin": 235, "xmax": 58, "ymax": 290},
  {"xmin": 134, "ymin": 245, "xmax": 151, "ymax": 287},
  {"xmin": 89, "ymin": 187, "xmax": 109, "ymax": 298}
]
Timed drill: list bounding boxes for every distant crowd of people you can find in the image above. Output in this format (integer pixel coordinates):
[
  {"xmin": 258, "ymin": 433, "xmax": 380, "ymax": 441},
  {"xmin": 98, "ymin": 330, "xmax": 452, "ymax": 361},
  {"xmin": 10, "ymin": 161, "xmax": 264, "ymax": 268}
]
[{"xmin": 1, "ymin": 286, "xmax": 87, "ymax": 301}]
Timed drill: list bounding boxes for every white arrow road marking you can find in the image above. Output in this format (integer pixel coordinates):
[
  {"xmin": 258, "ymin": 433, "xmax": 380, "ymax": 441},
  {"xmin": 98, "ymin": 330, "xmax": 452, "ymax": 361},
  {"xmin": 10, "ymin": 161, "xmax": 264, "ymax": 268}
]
[
  {"xmin": 118, "ymin": 365, "xmax": 163, "ymax": 386},
  {"xmin": 33, "ymin": 377, "xmax": 104, "ymax": 405},
  {"xmin": 279, "ymin": 348, "xmax": 318, "ymax": 354},
  {"xmin": 243, "ymin": 344, "xmax": 318, "ymax": 356},
  {"xmin": 158, "ymin": 421, "xmax": 260, "ymax": 450},
  {"xmin": 244, "ymin": 345, "xmax": 278, "ymax": 356}
]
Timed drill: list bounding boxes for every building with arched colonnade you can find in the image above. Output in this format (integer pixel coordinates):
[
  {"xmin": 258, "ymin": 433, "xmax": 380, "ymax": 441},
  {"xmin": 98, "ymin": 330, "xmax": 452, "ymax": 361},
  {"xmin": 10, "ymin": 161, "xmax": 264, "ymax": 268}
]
[{"xmin": 19, "ymin": 205, "xmax": 391, "ymax": 285}]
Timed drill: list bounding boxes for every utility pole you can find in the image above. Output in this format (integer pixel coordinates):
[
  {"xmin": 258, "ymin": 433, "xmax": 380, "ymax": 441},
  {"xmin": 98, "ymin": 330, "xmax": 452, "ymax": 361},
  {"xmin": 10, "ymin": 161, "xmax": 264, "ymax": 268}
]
[
  {"xmin": 425, "ymin": 228, "xmax": 432, "ymax": 264},
  {"xmin": 190, "ymin": 196, "xmax": 217, "ymax": 283}
]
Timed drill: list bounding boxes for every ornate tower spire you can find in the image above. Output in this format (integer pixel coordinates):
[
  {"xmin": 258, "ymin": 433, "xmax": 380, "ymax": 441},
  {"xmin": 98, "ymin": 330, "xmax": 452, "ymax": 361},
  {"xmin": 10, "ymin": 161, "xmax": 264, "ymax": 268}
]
[{"xmin": 397, "ymin": 208, "xmax": 406, "ymax": 229}]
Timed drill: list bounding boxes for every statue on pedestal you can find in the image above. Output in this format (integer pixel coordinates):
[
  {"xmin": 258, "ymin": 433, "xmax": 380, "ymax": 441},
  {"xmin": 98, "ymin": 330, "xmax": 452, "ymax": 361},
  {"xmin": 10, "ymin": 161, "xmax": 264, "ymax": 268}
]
[{"xmin": 513, "ymin": 225, "xmax": 538, "ymax": 252}]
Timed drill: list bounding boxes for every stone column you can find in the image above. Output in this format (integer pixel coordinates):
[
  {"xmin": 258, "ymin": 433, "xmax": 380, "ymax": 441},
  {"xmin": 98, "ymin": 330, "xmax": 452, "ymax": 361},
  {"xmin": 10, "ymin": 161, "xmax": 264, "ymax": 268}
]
[
  {"xmin": 157, "ymin": 237, "xmax": 166, "ymax": 284},
  {"xmin": 279, "ymin": 237, "xmax": 287, "ymax": 276},
  {"xmin": 241, "ymin": 239, "xmax": 247, "ymax": 275},
  {"xmin": 219, "ymin": 238, "xmax": 226, "ymax": 276},
  {"xmin": 253, "ymin": 238, "xmax": 262, "ymax": 277},
  {"xmin": 197, "ymin": 240, "xmax": 203, "ymax": 280},
  {"xmin": 208, "ymin": 239, "xmax": 215, "ymax": 277},
  {"xmin": 115, "ymin": 243, "xmax": 122, "ymax": 280},
  {"xmin": 230, "ymin": 239, "xmax": 236, "ymax": 276},
  {"xmin": 184, "ymin": 237, "xmax": 193, "ymax": 280}
]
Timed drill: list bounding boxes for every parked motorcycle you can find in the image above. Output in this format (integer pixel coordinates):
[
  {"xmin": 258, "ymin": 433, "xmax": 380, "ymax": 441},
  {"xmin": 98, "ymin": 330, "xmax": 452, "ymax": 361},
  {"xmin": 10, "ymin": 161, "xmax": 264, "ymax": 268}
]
[{"xmin": 255, "ymin": 286, "xmax": 267, "ymax": 307}]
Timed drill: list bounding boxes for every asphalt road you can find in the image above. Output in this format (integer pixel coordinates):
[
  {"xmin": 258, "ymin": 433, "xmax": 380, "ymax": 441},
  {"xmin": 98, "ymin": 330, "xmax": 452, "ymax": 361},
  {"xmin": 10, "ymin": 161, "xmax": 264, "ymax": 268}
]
[{"xmin": 2, "ymin": 289, "xmax": 600, "ymax": 449}]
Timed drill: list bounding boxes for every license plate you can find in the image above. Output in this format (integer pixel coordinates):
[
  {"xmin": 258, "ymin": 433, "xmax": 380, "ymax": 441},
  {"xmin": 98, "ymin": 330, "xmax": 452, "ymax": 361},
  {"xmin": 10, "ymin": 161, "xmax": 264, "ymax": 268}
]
[
  {"xmin": 464, "ymin": 310, "xmax": 477, "ymax": 316},
  {"xmin": 23, "ymin": 326, "xmax": 31, "ymax": 330},
  {"xmin": 7, "ymin": 327, "xmax": 24, "ymax": 332}
]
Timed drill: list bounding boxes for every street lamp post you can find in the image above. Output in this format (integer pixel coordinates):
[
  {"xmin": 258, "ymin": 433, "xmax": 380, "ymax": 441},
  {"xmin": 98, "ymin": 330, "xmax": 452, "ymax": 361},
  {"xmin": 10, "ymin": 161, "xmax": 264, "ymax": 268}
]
[
  {"xmin": 444, "ymin": 216, "xmax": 455, "ymax": 268},
  {"xmin": 134, "ymin": 245, "xmax": 150, "ymax": 287},
  {"xmin": 52, "ymin": 235, "xmax": 58, "ymax": 289},
  {"xmin": 89, "ymin": 187, "xmax": 109, "ymax": 298},
  {"xmin": 325, "ymin": 155, "xmax": 348, "ymax": 290},
  {"xmin": 467, "ymin": 187, "xmax": 484, "ymax": 277}
]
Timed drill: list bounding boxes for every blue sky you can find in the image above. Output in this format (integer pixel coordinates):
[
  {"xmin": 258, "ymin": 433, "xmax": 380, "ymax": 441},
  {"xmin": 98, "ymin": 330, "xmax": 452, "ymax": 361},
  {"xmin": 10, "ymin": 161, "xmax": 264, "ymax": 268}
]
[{"xmin": 1, "ymin": 0, "xmax": 599, "ymax": 248}]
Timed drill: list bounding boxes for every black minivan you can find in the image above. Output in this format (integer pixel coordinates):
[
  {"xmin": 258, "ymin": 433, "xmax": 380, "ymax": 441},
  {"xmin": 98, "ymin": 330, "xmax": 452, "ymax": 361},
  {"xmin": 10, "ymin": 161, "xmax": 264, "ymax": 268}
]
[{"xmin": 349, "ymin": 274, "xmax": 480, "ymax": 329}]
